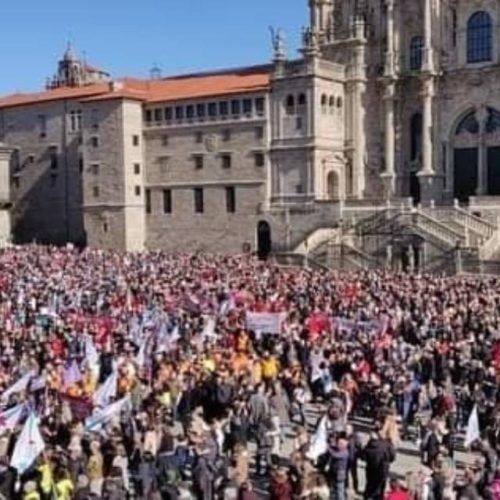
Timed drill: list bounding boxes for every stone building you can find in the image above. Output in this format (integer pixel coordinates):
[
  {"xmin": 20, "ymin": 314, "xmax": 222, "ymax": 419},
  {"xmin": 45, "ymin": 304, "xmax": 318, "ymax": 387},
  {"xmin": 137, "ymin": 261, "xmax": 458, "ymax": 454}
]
[{"xmin": 2, "ymin": 0, "xmax": 500, "ymax": 268}]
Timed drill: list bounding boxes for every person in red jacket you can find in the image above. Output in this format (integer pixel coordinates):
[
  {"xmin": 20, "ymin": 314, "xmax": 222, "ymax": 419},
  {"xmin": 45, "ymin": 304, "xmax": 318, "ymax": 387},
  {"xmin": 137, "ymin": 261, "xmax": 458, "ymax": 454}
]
[{"xmin": 385, "ymin": 477, "xmax": 411, "ymax": 500}]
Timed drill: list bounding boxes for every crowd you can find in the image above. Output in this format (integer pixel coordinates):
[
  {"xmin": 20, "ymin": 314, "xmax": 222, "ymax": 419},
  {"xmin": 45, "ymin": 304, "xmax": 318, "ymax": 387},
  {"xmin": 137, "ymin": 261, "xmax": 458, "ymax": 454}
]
[{"xmin": 0, "ymin": 246, "xmax": 497, "ymax": 500}]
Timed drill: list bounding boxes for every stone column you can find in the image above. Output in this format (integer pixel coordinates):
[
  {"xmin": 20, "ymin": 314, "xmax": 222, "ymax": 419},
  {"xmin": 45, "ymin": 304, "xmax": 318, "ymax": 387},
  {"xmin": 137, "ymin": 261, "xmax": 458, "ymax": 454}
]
[
  {"xmin": 420, "ymin": 78, "xmax": 435, "ymax": 176},
  {"xmin": 352, "ymin": 20, "xmax": 367, "ymax": 199},
  {"xmin": 418, "ymin": 0, "xmax": 440, "ymax": 202},
  {"xmin": 477, "ymin": 106, "xmax": 488, "ymax": 195},
  {"xmin": 381, "ymin": 0, "xmax": 396, "ymax": 198},
  {"xmin": 0, "ymin": 144, "xmax": 13, "ymax": 247},
  {"xmin": 381, "ymin": 83, "xmax": 396, "ymax": 198},
  {"xmin": 422, "ymin": 0, "xmax": 434, "ymax": 73}
]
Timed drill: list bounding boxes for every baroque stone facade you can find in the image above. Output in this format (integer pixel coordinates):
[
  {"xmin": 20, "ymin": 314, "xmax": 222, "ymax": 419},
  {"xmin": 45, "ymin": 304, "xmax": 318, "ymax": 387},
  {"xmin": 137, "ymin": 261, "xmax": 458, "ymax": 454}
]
[{"xmin": 1, "ymin": 0, "xmax": 500, "ymax": 255}]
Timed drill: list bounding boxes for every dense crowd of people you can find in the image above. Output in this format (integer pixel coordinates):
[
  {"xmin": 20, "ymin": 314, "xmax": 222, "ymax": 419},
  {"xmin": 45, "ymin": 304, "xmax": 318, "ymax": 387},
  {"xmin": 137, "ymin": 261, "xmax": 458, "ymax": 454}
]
[{"xmin": 0, "ymin": 246, "xmax": 498, "ymax": 500}]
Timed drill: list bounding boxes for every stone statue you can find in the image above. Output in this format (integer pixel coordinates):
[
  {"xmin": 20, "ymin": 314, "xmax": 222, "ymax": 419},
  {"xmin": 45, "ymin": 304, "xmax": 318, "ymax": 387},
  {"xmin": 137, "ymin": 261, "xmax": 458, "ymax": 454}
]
[{"xmin": 269, "ymin": 27, "xmax": 286, "ymax": 60}]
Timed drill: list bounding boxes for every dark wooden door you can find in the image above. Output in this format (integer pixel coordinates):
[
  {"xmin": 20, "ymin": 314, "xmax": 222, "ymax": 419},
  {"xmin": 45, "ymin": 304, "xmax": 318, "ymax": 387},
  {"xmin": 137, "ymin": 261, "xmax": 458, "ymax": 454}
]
[
  {"xmin": 454, "ymin": 148, "xmax": 478, "ymax": 203},
  {"xmin": 487, "ymin": 147, "xmax": 500, "ymax": 195},
  {"xmin": 257, "ymin": 221, "xmax": 271, "ymax": 260}
]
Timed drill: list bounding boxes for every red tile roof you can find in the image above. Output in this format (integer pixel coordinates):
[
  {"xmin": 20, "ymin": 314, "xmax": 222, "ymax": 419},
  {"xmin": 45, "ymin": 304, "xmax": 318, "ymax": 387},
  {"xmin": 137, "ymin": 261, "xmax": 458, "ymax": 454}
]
[{"xmin": 0, "ymin": 65, "xmax": 271, "ymax": 109}]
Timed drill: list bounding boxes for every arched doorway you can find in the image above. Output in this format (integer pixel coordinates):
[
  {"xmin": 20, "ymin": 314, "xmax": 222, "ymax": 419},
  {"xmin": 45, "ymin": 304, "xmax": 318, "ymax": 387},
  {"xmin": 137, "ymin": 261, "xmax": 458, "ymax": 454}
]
[
  {"xmin": 409, "ymin": 113, "xmax": 422, "ymax": 203},
  {"xmin": 453, "ymin": 110, "xmax": 479, "ymax": 203},
  {"xmin": 257, "ymin": 221, "xmax": 271, "ymax": 260},
  {"xmin": 326, "ymin": 171, "xmax": 340, "ymax": 200},
  {"xmin": 452, "ymin": 107, "xmax": 500, "ymax": 202}
]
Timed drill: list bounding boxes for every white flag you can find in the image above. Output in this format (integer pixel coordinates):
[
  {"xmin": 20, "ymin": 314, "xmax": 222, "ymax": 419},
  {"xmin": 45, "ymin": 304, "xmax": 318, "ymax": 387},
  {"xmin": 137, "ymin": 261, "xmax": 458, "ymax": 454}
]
[
  {"xmin": 0, "ymin": 404, "xmax": 25, "ymax": 435},
  {"xmin": 85, "ymin": 336, "xmax": 100, "ymax": 379},
  {"xmin": 93, "ymin": 370, "xmax": 118, "ymax": 408},
  {"xmin": 1, "ymin": 372, "xmax": 32, "ymax": 402},
  {"xmin": 10, "ymin": 413, "xmax": 45, "ymax": 473},
  {"xmin": 464, "ymin": 405, "xmax": 480, "ymax": 448},
  {"xmin": 307, "ymin": 415, "xmax": 328, "ymax": 461},
  {"xmin": 85, "ymin": 396, "xmax": 131, "ymax": 432}
]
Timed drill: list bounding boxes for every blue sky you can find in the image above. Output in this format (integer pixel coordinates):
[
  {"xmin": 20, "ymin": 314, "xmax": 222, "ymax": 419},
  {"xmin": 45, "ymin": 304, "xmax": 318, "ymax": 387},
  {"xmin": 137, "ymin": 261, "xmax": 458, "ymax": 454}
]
[{"xmin": 0, "ymin": 0, "xmax": 307, "ymax": 95}]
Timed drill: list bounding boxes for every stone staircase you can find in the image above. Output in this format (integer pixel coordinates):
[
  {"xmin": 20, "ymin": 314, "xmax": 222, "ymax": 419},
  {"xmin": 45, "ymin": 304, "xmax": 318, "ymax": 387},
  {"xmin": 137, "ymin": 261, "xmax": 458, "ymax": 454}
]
[{"xmin": 296, "ymin": 202, "xmax": 500, "ymax": 273}]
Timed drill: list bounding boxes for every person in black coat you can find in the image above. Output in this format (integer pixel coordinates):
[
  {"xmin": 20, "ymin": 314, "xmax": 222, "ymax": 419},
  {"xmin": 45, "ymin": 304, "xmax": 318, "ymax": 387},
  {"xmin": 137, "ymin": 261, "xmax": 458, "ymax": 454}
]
[
  {"xmin": 0, "ymin": 458, "xmax": 16, "ymax": 500},
  {"xmin": 361, "ymin": 429, "xmax": 396, "ymax": 500}
]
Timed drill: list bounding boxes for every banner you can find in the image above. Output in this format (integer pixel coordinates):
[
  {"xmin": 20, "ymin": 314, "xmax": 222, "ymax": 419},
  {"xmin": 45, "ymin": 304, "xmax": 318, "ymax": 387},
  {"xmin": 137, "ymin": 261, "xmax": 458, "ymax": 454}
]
[
  {"xmin": 246, "ymin": 312, "xmax": 285, "ymax": 335},
  {"xmin": 10, "ymin": 413, "xmax": 45, "ymax": 473},
  {"xmin": 62, "ymin": 395, "xmax": 93, "ymax": 421},
  {"xmin": 465, "ymin": 405, "xmax": 480, "ymax": 448}
]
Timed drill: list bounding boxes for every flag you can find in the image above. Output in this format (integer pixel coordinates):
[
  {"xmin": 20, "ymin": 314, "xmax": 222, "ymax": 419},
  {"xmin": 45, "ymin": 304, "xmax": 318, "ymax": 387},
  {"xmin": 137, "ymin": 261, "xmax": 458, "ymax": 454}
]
[
  {"xmin": 307, "ymin": 416, "xmax": 328, "ymax": 461},
  {"xmin": 63, "ymin": 360, "xmax": 82, "ymax": 389},
  {"xmin": 10, "ymin": 412, "xmax": 45, "ymax": 473},
  {"xmin": 93, "ymin": 370, "xmax": 117, "ymax": 408},
  {"xmin": 464, "ymin": 405, "xmax": 480, "ymax": 448},
  {"xmin": 135, "ymin": 335, "xmax": 150, "ymax": 369},
  {"xmin": 0, "ymin": 404, "xmax": 25, "ymax": 435},
  {"xmin": 85, "ymin": 336, "xmax": 100, "ymax": 379},
  {"xmin": 85, "ymin": 396, "xmax": 131, "ymax": 432},
  {"xmin": 1, "ymin": 372, "xmax": 32, "ymax": 402}
]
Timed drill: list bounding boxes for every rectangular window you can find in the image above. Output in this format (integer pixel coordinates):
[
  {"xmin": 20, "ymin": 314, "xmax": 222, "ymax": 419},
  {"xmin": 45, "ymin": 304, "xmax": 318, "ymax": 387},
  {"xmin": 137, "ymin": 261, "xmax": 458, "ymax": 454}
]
[
  {"xmin": 132, "ymin": 135, "xmax": 140, "ymax": 146},
  {"xmin": 134, "ymin": 163, "xmax": 141, "ymax": 175},
  {"xmin": 12, "ymin": 176, "xmax": 20, "ymax": 189},
  {"xmin": 91, "ymin": 109, "xmax": 99, "ymax": 130},
  {"xmin": 93, "ymin": 186, "xmax": 99, "ymax": 198},
  {"xmin": 91, "ymin": 163, "xmax": 99, "ymax": 175},
  {"xmin": 145, "ymin": 188, "xmax": 152, "ymax": 214},
  {"xmin": 91, "ymin": 136, "xmax": 99, "ymax": 148},
  {"xmin": 242, "ymin": 99, "xmax": 252, "ymax": 114},
  {"xmin": 195, "ymin": 131, "xmax": 203, "ymax": 144},
  {"xmin": 194, "ymin": 188, "xmax": 204, "ymax": 213},
  {"xmin": 50, "ymin": 150, "xmax": 58, "ymax": 170},
  {"xmin": 162, "ymin": 135, "xmax": 169, "ymax": 146},
  {"xmin": 255, "ymin": 126, "xmax": 264, "ymax": 140},
  {"xmin": 186, "ymin": 105, "xmax": 195, "ymax": 119},
  {"xmin": 163, "ymin": 189, "xmax": 172, "ymax": 214},
  {"xmin": 69, "ymin": 110, "xmax": 82, "ymax": 132},
  {"xmin": 254, "ymin": 152, "xmax": 265, "ymax": 167},
  {"xmin": 221, "ymin": 154, "xmax": 232, "ymax": 169},
  {"xmin": 135, "ymin": 185, "xmax": 141, "ymax": 196},
  {"xmin": 255, "ymin": 97, "xmax": 265, "ymax": 114},
  {"xmin": 165, "ymin": 107, "xmax": 173, "ymax": 121},
  {"xmin": 154, "ymin": 108, "xmax": 162, "ymax": 122},
  {"xmin": 296, "ymin": 117, "xmax": 303, "ymax": 130},
  {"xmin": 222, "ymin": 129, "xmax": 231, "ymax": 142},
  {"xmin": 196, "ymin": 103, "xmax": 206, "ymax": 118},
  {"xmin": 231, "ymin": 100, "xmax": 240, "ymax": 115},
  {"xmin": 225, "ymin": 186, "xmax": 236, "ymax": 213},
  {"xmin": 38, "ymin": 114, "xmax": 47, "ymax": 138},
  {"xmin": 194, "ymin": 155, "xmax": 204, "ymax": 170},
  {"xmin": 145, "ymin": 109, "xmax": 152, "ymax": 123},
  {"xmin": 208, "ymin": 102, "xmax": 217, "ymax": 117},
  {"xmin": 175, "ymin": 106, "xmax": 184, "ymax": 120},
  {"xmin": 219, "ymin": 101, "xmax": 228, "ymax": 116},
  {"xmin": 79, "ymin": 157, "xmax": 84, "ymax": 174}
]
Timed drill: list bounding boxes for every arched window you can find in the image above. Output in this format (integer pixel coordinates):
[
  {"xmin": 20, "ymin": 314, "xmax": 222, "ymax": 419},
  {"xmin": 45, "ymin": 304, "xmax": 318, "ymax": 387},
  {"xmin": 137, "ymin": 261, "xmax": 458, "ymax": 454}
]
[
  {"xmin": 298, "ymin": 93, "xmax": 306, "ymax": 106},
  {"xmin": 286, "ymin": 95, "xmax": 295, "ymax": 115},
  {"xmin": 409, "ymin": 36, "xmax": 423, "ymax": 70},
  {"xmin": 329, "ymin": 96, "xmax": 335, "ymax": 107},
  {"xmin": 336, "ymin": 97, "xmax": 343, "ymax": 108},
  {"xmin": 467, "ymin": 11, "xmax": 493, "ymax": 63},
  {"xmin": 321, "ymin": 94, "xmax": 328, "ymax": 114},
  {"xmin": 486, "ymin": 107, "xmax": 500, "ymax": 133},
  {"xmin": 456, "ymin": 111, "xmax": 480, "ymax": 135}
]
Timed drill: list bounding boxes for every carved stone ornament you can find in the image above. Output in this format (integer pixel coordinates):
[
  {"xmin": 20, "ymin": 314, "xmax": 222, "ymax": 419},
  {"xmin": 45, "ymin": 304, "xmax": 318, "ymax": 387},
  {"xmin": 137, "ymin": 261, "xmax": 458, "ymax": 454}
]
[{"xmin": 205, "ymin": 134, "xmax": 219, "ymax": 153}]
